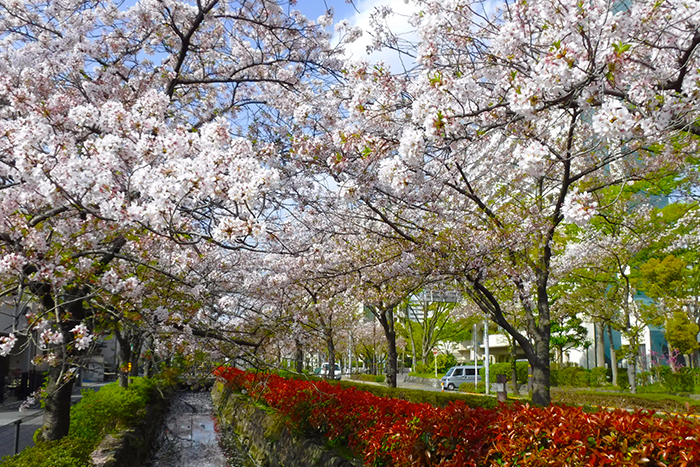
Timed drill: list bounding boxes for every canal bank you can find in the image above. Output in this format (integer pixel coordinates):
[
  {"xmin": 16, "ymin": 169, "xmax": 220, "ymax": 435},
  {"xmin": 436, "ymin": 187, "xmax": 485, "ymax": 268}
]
[{"xmin": 212, "ymin": 382, "xmax": 360, "ymax": 467}]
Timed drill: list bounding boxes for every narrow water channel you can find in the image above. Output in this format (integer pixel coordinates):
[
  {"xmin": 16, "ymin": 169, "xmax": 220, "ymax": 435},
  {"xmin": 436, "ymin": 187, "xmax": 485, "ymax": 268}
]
[{"xmin": 148, "ymin": 391, "xmax": 256, "ymax": 467}]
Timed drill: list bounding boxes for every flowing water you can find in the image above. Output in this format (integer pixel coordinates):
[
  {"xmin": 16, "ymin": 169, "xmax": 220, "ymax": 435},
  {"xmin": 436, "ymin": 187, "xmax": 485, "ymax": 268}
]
[{"xmin": 148, "ymin": 391, "xmax": 256, "ymax": 467}]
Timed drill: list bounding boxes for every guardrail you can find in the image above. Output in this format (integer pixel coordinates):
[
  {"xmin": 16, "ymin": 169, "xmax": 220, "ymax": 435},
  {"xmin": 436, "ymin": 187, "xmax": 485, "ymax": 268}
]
[{"xmin": 0, "ymin": 410, "xmax": 43, "ymax": 457}]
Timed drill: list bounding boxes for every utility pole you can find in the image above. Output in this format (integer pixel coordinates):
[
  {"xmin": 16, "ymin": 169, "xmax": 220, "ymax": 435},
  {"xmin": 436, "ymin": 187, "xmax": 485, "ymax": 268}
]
[{"xmin": 484, "ymin": 320, "xmax": 490, "ymax": 395}]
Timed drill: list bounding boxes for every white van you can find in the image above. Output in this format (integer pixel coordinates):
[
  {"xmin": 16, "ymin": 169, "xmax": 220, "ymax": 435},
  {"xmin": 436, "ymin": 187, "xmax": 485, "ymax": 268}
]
[
  {"xmin": 318, "ymin": 362, "xmax": 341, "ymax": 380},
  {"xmin": 441, "ymin": 365, "xmax": 482, "ymax": 390}
]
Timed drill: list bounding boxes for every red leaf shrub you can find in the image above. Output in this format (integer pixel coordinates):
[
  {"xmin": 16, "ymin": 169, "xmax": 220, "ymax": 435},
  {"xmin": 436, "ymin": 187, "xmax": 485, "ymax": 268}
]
[{"xmin": 214, "ymin": 367, "xmax": 700, "ymax": 467}]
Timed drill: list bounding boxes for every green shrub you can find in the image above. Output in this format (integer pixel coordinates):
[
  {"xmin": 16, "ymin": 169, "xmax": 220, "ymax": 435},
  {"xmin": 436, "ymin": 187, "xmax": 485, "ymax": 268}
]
[
  {"xmin": 479, "ymin": 362, "xmax": 529, "ymax": 385},
  {"xmin": 414, "ymin": 362, "xmax": 430, "ymax": 374},
  {"xmin": 434, "ymin": 353, "xmax": 457, "ymax": 373},
  {"xmin": 1, "ymin": 377, "xmax": 167, "ymax": 467},
  {"xmin": 589, "ymin": 367, "xmax": 608, "ymax": 387},
  {"xmin": 660, "ymin": 367, "xmax": 695, "ymax": 393},
  {"xmin": 551, "ymin": 365, "xmax": 590, "ymax": 388},
  {"xmin": 636, "ymin": 371, "xmax": 653, "ymax": 386},
  {"xmin": 616, "ymin": 370, "xmax": 630, "ymax": 390},
  {"xmin": 459, "ymin": 382, "xmax": 486, "ymax": 394}
]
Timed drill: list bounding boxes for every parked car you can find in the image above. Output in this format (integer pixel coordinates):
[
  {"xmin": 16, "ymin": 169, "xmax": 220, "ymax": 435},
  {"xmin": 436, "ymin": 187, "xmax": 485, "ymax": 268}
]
[
  {"xmin": 318, "ymin": 362, "xmax": 342, "ymax": 380},
  {"xmin": 441, "ymin": 365, "xmax": 482, "ymax": 390}
]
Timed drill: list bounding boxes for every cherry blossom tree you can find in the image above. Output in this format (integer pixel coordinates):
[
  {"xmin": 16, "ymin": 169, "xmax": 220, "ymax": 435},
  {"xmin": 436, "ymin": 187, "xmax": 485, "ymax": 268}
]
[
  {"xmin": 291, "ymin": 0, "xmax": 700, "ymax": 405},
  {"xmin": 0, "ymin": 0, "xmax": 346, "ymax": 440}
]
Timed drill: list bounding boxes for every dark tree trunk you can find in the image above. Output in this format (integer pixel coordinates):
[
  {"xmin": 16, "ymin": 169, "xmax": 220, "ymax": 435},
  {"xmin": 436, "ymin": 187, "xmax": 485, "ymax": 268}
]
[
  {"xmin": 530, "ymin": 337, "xmax": 551, "ymax": 406},
  {"xmin": 510, "ymin": 342, "xmax": 520, "ymax": 397},
  {"xmin": 115, "ymin": 330, "xmax": 131, "ymax": 389},
  {"xmin": 143, "ymin": 336, "xmax": 154, "ymax": 378},
  {"xmin": 464, "ymin": 277, "xmax": 552, "ymax": 406},
  {"xmin": 129, "ymin": 337, "xmax": 142, "ymax": 377},
  {"xmin": 326, "ymin": 331, "xmax": 336, "ymax": 380},
  {"xmin": 295, "ymin": 339, "xmax": 304, "ymax": 374},
  {"xmin": 40, "ymin": 365, "xmax": 75, "ymax": 441},
  {"xmin": 385, "ymin": 329, "xmax": 398, "ymax": 388},
  {"xmin": 374, "ymin": 305, "xmax": 398, "ymax": 388}
]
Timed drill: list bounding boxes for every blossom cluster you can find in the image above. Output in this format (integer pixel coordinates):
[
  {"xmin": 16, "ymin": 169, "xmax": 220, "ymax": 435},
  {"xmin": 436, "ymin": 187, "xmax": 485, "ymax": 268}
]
[
  {"xmin": 0, "ymin": 334, "xmax": 16, "ymax": 357},
  {"xmin": 70, "ymin": 323, "xmax": 93, "ymax": 351}
]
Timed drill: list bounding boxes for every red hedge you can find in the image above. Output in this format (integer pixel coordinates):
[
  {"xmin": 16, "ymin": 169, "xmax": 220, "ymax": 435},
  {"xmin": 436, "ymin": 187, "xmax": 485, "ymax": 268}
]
[{"xmin": 213, "ymin": 367, "xmax": 700, "ymax": 467}]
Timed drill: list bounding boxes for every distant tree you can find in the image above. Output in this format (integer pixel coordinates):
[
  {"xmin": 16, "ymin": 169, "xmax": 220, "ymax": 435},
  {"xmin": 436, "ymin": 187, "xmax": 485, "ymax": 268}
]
[
  {"xmin": 665, "ymin": 311, "xmax": 700, "ymax": 365},
  {"xmin": 549, "ymin": 316, "xmax": 588, "ymax": 365}
]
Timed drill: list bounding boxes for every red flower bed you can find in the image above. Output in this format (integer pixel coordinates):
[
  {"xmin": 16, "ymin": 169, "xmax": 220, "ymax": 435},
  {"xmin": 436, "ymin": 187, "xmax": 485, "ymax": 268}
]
[{"xmin": 213, "ymin": 367, "xmax": 700, "ymax": 467}]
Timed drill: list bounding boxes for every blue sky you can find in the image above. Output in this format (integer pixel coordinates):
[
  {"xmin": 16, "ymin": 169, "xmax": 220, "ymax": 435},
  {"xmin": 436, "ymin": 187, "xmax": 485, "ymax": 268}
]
[{"xmin": 297, "ymin": 0, "xmax": 358, "ymax": 21}]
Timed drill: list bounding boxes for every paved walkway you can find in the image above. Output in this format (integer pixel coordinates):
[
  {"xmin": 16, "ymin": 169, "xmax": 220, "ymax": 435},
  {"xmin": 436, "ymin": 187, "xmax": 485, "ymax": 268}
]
[{"xmin": 0, "ymin": 381, "xmax": 107, "ymax": 460}]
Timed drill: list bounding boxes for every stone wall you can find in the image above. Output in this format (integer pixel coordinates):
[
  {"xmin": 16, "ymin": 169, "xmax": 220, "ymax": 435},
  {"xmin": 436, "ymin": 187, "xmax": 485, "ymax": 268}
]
[
  {"xmin": 212, "ymin": 382, "xmax": 361, "ymax": 467},
  {"xmin": 403, "ymin": 375, "xmax": 441, "ymax": 388}
]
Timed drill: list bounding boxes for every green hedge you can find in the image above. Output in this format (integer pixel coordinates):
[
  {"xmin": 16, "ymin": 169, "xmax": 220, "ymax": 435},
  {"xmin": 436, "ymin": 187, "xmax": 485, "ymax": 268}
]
[
  {"xmin": 349, "ymin": 373, "xmax": 386, "ymax": 383},
  {"xmin": 339, "ymin": 380, "xmax": 498, "ymax": 409},
  {"xmin": 479, "ymin": 362, "xmax": 529, "ymax": 385},
  {"xmin": 1, "ymin": 377, "xmax": 168, "ymax": 467},
  {"xmin": 550, "ymin": 365, "xmax": 592, "ymax": 388},
  {"xmin": 660, "ymin": 367, "xmax": 696, "ymax": 393},
  {"xmin": 459, "ymin": 382, "xmax": 486, "ymax": 394}
]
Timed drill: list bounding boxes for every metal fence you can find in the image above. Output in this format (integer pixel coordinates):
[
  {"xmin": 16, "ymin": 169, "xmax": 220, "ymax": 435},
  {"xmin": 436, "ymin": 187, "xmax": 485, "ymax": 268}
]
[{"xmin": 0, "ymin": 411, "xmax": 43, "ymax": 460}]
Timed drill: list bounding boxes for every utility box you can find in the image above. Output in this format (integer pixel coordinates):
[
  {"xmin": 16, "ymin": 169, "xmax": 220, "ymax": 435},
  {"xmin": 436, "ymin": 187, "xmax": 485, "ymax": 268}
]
[{"xmin": 496, "ymin": 374, "xmax": 508, "ymax": 402}]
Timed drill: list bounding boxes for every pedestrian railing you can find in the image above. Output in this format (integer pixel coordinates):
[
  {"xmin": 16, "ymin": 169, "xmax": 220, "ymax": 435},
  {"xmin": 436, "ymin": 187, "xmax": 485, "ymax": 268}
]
[{"xmin": 0, "ymin": 410, "xmax": 43, "ymax": 457}]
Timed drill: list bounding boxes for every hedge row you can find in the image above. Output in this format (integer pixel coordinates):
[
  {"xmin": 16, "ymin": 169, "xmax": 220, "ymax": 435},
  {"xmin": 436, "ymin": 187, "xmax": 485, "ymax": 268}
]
[
  {"xmin": 252, "ymin": 368, "xmax": 497, "ymax": 408},
  {"xmin": 552, "ymin": 388, "xmax": 700, "ymax": 415},
  {"xmin": 215, "ymin": 367, "xmax": 700, "ymax": 467},
  {"xmin": 1, "ymin": 378, "xmax": 168, "ymax": 467},
  {"xmin": 348, "ymin": 373, "xmax": 386, "ymax": 383}
]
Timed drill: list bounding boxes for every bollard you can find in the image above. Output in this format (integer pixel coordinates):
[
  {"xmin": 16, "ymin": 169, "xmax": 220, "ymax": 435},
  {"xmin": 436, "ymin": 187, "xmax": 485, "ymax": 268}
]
[
  {"xmin": 13, "ymin": 419, "xmax": 21, "ymax": 455},
  {"xmin": 496, "ymin": 374, "xmax": 508, "ymax": 402},
  {"xmin": 441, "ymin": 381, "xmax": 444, "ymax": 392}
]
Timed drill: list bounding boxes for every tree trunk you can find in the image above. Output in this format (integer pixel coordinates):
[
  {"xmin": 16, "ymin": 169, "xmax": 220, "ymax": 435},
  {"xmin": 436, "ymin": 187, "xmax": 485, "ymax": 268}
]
[
  {"xmin": 595, "ymin": 321, "xmax": 606, "ymax": 368},
  {"xmin": 295, "ymin": 339, "xmax": 304, "ymax": 374},
  {"xmin": 116, "ymin": 332, "xmax": 131, "ymax": 389},
  {"xmin": 385, "ymin": 328, "xmax": 398, "ymax": 388},
  {"xmin": 326, "ymin": 332, "xmax": 336, "ymax": 380},
  {"xmin": 607, "ymin": 324, "xmax": 618, "ymax": 387},
  {"xmin": 510, "ymin": 340, "xmax": 520, "ymax": 397},
  {"xmin": 143, "ymin": 336, "xmax": 154, "ymax": 378},
  {"xmin": 405, "ymin": 304, "xmax": 417, "ymax": 372},
  {"xmin": 374, "ymin": 306, "xmax": 398, "ymax": 388},
  {"xmin": 40, "ymin": 366, "xmax": 75, "ymax": 441},
  {"xmin": 129, "ymin": 342, "xmax": 141, "ymax": 378},
  {"xmin": 627, "ymin": 334, "xmax": 637, "ymax": 394},
  {"xmin": 530, "ymin": 336, "xmax": 551, "ymax": 406}
]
